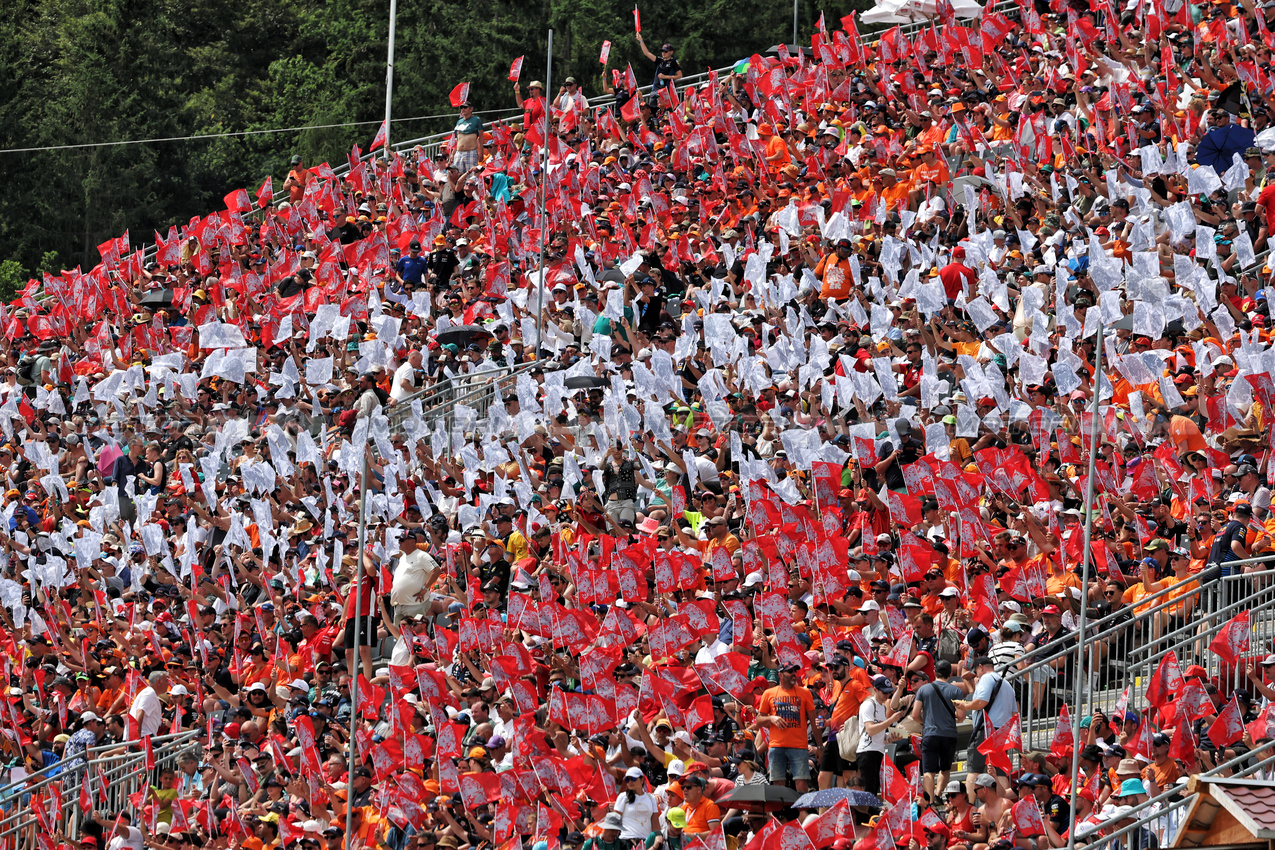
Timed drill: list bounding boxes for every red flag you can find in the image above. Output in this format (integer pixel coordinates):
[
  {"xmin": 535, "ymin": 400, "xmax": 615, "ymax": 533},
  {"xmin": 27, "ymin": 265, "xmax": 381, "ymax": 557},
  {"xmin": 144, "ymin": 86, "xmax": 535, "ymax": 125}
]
[
  {"xmin": 621, "ymin": 93, "xmax": 641, "ymax": 123},
  {"xmin": 1210, "ymin": 610, "xmax": 1250, "ymax": 665},
  {"xmin": 1169, "ymin": 716, "xmax": 1196, "ymax": 762},
  {"xmin": 450, "ymin": 82, "xmax": 472, "ymax": 108},
  {"xmin": 1127, "ymin": 712, "xmax": 1155, "ymax": 759},
  {"xmin": 685, "ymin": 695, "xmax": 715, "ymax": 735},
  {"xmin": 1146, "ymin": 651, "xmax": 1184, "ymax": 709},
  {"xmin": 1209, "ymin": 697, "xmax": 1245, "ymax": 748},
  {"xmin": 370, "ymin": 119, "xmax": 388, "ymax": 150},
  {"xmin": 600, "ymin": 40, "xmax": 612, "ymax": 64},
  {"xmin": 634, "ymin": 5, "xmax": 642, "ymax": 32},
  {"xmin": 509, "ymin": 56, "xmax": 525, "ymax": 81},
  {"xmin": 804, "ymin": 799, "xmax": 852, "ymax": 849},
  {"xmin": 223, "ymin": 188, "xmax": 251, "ymax": 213},
  {"xmin": 880, "ymin": 756, "xmax": 911, "ymax": 803},
  {"xmin": 1049, "ymin": 703, "xmax": 1074, "ymax": 760},
  {"xmin": 1011, "ymin": 796, "xmax": 1046, "ymax": 836},
  {"xmin": 255, "ymin": 176, "xmax": 273, "ymax": 208}
]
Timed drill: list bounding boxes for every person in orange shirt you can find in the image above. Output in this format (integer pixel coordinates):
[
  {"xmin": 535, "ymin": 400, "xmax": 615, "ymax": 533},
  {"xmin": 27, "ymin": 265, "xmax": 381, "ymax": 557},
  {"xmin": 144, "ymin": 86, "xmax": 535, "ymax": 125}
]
[
  {"xmin": 763, "ymin": 125, "xmax": 793, "ymax": 174},
  {"xmin": 910, "ymin": 147, "xmax": 951, "ymax": 206},
  {"xmin": 813, "ymin": 239, "xmax": 855, "ymax": 300},
  {"xmin": 914, "ymin": 112, "xmax": 946, "ymax": 148},
  {"xmin": 878, "ymin": 168, "xmax": 911, "ymax": 213},
  {"xmin": 819, "ymin": 656, "xmax": 870, "ymax": 788}
]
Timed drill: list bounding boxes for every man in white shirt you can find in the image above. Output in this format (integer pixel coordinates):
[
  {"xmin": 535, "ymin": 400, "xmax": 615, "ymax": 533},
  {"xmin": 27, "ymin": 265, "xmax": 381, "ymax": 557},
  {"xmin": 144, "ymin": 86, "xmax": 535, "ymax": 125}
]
[
  {"xmin": 130, "ymin": 670, "xmax": 169, "ymax": 738},
  {"xmin": 390, "ymin": 350, "xmax": 424, "ymax": 402},
  {"xmin": 389, "ymin": 529, "xmax": 441, "ymax": 623}
]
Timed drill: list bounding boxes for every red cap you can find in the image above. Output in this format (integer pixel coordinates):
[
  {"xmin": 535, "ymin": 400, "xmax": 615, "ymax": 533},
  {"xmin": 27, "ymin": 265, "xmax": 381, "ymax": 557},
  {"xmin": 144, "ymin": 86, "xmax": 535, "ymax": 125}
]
[
  {"xmin": 1185, "ymin": 664, "xmax": 1208, "ymax": 679},
  {"xmin": 952, "ymin": 246, "xmax": 966, "ymax": 259},
  {"xmin": 1041, "ymin": 604, "xmax": 1062, "ymax": 614}
]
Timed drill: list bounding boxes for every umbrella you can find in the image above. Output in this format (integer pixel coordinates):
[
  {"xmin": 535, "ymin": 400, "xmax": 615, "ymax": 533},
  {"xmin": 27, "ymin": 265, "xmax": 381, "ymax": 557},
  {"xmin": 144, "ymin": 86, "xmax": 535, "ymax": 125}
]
[
  {"xmin": 719, "ymin": 784, "xmax": 801, "ymax": 811},
  {"xmin": 563, "ymin": 376, "xmax": 610, "ymax": 390},
  {"xmin": 1196, "ymin": 125, "xmax": 1255, "ymax": 172},
  {"xmin": 435, "ymin": 324, "xmax": 493, "ymax": 348},
  {"xmin": 1217, "ymin": 81, "xmax": 1245, "ymax": 116},
  {"xmin": 139, "ymin": 288, "xmax": 174, "ymax": 311},
  {"xmin": 793, "ymin": 789, "xmax": 882, "ymax": 809}
]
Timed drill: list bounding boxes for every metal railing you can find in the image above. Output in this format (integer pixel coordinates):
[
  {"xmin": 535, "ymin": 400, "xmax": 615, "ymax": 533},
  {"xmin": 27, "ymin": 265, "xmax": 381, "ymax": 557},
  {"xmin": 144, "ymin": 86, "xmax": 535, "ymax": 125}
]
[
  {"xmin": 1074, "ymin": 738, "xmax": 1275, "ymax": 850},
  {"xmin": 0, "ymin": 730, "xmax": 200, "ymax": 848},
  {"xmin": 387, "ymin": 360, "xmax": 539, "ymax": 434},
  {"xmin": 1003, "ymin": 558, "xmax": 1275, "ymax": 752}
]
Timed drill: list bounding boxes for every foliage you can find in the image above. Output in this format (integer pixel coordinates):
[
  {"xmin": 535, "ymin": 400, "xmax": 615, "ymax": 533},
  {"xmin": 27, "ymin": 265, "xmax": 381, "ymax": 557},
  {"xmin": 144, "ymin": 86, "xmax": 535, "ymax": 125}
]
[{"xmin": 0, "ymin": 0, "xmax": 870, "ymax": 274}]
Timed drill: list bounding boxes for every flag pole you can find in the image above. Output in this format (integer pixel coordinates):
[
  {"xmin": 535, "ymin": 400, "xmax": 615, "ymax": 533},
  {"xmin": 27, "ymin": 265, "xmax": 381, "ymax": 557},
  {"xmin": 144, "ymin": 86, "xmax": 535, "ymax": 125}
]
[
  {"xmin": 345, "ymin": 446, "xmax": 369, "ymax": 841},
  {"xmin": 1066, "ymin": 320, "xmax": 1103, "ymax": 850},
  {"xmin": 534, "ymin": 29, "xmax": 554, "ymax": 356},
  {"xmin": 383, "ymin": 0, "xmax": 398, "ymax": 155}
]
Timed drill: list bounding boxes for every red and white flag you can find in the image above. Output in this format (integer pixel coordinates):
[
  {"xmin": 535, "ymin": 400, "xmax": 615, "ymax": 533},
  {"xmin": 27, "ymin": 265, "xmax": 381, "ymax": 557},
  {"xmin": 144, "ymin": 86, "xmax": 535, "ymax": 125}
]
[
  {"xmin": 450, "ymin": 82, "xmax": 471, "ymax": 108},
  {"xmin": 1146, "ymin": 651, "xmax": 1184, "ymax": 708},
  {"xmin": 1209, "ymin": 697, "xmax": 1245, "ymax": 748},
  {"xmin": 1210, "ymin": 610, "xmax": 1250, "ymax": 665},
  {"xmin": 1011, "ymin": 796, "xmax": 1046, "ymax": 836},
  {"xmin": 600, "ymin": 40, "xmax": 612, "ymax": 64},
  {"xmin": 255, "ymin": 176, "xmax": 273, "ymax": 208},
  {"xmin": 634, "ymin": 5, "xmax": 641, "ymax": 32},
  {"xmin": 509, "ymin": 56, "xmax": 524, "ymax": 81},
  {"xmin": 369, "ymin": 119, "xmax": 388, "ymax": 150}
]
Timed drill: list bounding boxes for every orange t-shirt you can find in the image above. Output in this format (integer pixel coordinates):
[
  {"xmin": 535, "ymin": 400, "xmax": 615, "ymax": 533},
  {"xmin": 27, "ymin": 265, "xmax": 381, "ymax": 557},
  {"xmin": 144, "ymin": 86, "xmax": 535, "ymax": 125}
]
[
  {"xmin": 683, "ymin": 797, "xmax": 723, "ymax": 834},
  {"xmin": 758, "ymin": 685, "xmax": 815, "ymax": 749}
]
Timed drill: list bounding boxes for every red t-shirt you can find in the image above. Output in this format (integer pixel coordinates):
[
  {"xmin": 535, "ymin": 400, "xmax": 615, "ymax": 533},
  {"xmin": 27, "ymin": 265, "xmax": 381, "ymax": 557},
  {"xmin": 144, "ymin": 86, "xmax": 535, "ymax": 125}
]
[{"xmin": 938, "ymin": 262, "xmax": 976, "ymax": 301}]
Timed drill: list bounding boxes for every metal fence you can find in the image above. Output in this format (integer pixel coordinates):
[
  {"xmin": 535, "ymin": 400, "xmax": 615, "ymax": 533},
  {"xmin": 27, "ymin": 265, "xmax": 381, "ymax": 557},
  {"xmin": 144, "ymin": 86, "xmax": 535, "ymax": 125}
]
[
  {"xmin": 1003, "ymin": 557, "xmax": 1275, "ymax": 753},
  {"xmin": 387, "ymin": 360, "xmax": 538, "ymax": 435},
  {"xmin": 0, "ymin": 730, "xmax": 200, "ymax": 849}
]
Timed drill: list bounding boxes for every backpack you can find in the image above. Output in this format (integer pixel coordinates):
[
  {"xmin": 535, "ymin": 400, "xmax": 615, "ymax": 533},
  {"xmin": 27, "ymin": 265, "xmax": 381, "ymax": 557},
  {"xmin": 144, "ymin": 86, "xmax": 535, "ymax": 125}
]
[
  {"xmin": 937, "ymin": 627, "xmax": 963, "ymax": 664},
  {"xmin": 16, "ymin": 357, "xmax": 35, "ymax": 384}
]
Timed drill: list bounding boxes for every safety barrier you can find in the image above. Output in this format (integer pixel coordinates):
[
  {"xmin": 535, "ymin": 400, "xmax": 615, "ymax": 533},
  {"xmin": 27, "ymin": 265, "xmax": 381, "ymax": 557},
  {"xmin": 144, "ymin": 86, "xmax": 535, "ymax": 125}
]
[
  {"xmin": 0, "ymin": 730, "xmax": 201, "ymax": 848},
  {"xmin": 387, "ymin": 360, "xmax": 539, "ymax": 435},
  {"xmin": 1005, "ymin": 559, "xmax": 1275, "ymax": 753}
]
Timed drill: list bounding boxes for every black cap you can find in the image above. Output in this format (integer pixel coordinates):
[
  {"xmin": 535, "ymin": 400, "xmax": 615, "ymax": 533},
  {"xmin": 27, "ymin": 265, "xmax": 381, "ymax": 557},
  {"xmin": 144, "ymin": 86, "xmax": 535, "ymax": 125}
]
[{"xmin": 409, "ymin": 239, "xmax": 421, "ymax": 249}]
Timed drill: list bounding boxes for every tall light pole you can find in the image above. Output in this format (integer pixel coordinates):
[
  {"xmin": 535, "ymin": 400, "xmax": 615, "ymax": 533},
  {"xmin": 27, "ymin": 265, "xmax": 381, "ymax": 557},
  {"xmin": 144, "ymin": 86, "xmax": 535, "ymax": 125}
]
[
  {"xmin": 533, "ymin": 29, "xmax": 554, "ymax": 356},
  {"xmin": 793, "ymin": 0, "xmax": 800, "ymax": 48},
  {"xmin": 383, "ymin": 0, "xmax": 398, "ymax": 154},
  {"xmin": 1066, "ymin": 322, "xmax": 1104, "ymax": 850}
]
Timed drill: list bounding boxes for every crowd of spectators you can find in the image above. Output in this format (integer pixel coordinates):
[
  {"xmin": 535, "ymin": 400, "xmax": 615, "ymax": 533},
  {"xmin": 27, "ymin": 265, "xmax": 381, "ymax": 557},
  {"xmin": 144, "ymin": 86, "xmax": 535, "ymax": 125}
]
[{"xmin": 8, "ymin": 3, "xmax": 1275, "ymax": 850}]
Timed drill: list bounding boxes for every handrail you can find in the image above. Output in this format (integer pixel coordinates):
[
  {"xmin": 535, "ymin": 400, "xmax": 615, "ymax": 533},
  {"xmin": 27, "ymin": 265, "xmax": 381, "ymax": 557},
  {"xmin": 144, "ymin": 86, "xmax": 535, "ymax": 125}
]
[
  {"xmin": 0, "ymin": 729, "xmax": 201, "ymax": 847},
  {"xmin": 1074, "ymin": 739, "xmax": 1275, "ymax": 850},
  {"xmin": 1005, "ymin": 563, "xmax": 1275, "ymax": 683},
  {"xmin": 388, "ymin": 360, "xmax": 540, "ymax": 433}
]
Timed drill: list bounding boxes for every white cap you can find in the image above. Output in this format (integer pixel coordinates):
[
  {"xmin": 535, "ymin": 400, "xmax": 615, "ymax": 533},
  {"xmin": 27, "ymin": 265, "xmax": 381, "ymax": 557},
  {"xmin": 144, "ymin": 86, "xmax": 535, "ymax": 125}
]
[
  {"xmin": 858, "ymin": 600, "xmax": 880, "ymax": 612},
  {"xmin": 939, "ymin": 587, "xmax": 960, "ymax": 598},
  {"xmin": 155, "ymin": 823, "xmax": 172, "ymax": 836},
  {"xmin": 290, "ymin": 679, "xmax": 309, "ymax": 691},
  {"xmin": 667, "ymin": 759, "xmax": 686, "ymax": 777},
  {"xmin": 1000, "ymin": 600, "xmax": 1022, "ymax": 613},
  {"xmin": 673, "ymin": 730, "xmax": 692, "ymax": 745},
  {"xmin": 625, "ymin": 766, "xmax": 645, "ymax": 779},
  {"xmin": 79, "ymin": 712, "xmax": 101, "ymax": 723},
  {"xmin": 169, "ymin": 684, "xmax": 188, "ymax": 696},
  {"xmin": 302, "ymin": 821, "xmax": 324, "ymax": 834},
  {"xmin": 246, "ymin": 682, "xmax": 267, "ymax": 693},
  {"xmin": 743, "ymin": 571, "xmax": 764, "ymax": 587}
]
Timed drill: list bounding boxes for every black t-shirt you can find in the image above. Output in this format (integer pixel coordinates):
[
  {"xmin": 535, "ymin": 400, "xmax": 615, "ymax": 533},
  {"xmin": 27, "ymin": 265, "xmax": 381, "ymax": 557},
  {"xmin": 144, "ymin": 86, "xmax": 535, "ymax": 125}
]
[
  {"xmin": 430, "ymin": 248, "xmax": 459, "ymax": 288},
  {"xmin": 653, "ymin": 57, "xmax": 681, "ymax": 88},
  {"xmin": 335, "ymin": 221, "xmax": 362, "ymax": 245},
  {"xmin": 635, "ymin": 293, "xmax": 667, "ymax": 334},
  {"xmin": 603, "ymin": 460, "xmax": 637, "ymax": 501},
  {"xmin": 1209, "ymin": 519, "xmax": 1248, "ymax": 569}
]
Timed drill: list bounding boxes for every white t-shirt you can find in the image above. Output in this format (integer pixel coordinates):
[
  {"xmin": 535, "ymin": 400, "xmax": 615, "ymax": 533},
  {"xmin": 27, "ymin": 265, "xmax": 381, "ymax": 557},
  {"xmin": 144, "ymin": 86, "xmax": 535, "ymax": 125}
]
[
  {"xmin": 615, "ymin": 791, "xmax": 659, "ymax": 840},
  {"xmin": 858, "ymin": 696, "xmax": 889, "ymax": 754},
  {"xmin": 130, "ymin": 686, "xmax": 163, "ymax": 738},
  {"xmin": 390, "ymin": 548, "xmax": 437, "ymax": 606},
  {"xmin": 390, "ymin": 361, "xmax": 418, "ymax": 402}
]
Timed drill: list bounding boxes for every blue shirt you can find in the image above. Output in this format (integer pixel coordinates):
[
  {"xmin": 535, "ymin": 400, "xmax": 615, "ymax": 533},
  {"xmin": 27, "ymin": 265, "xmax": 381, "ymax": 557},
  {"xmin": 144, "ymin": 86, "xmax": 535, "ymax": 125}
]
[{"xmin": 396, "ymin": 254, "xmax": 429, "ymax": 285}]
